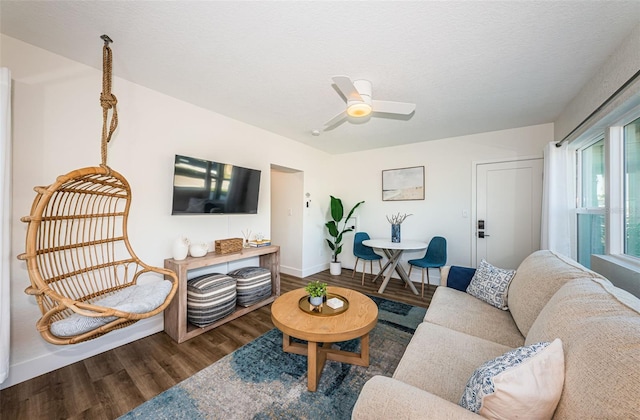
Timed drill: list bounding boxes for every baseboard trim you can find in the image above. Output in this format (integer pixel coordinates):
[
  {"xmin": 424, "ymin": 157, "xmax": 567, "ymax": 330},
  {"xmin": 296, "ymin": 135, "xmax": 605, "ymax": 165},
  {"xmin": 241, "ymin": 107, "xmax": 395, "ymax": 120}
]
[{"xmin": 0, "ymin": 316, "xmax": 163, "ymax": 390}]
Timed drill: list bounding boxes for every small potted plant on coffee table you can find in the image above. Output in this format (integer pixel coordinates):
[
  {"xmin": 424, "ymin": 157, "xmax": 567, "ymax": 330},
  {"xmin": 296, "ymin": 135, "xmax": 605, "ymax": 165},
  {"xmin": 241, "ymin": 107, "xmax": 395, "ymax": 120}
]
[{"xmin": 305, "ymin": 280, "xmax": 327, "ymax": 307}]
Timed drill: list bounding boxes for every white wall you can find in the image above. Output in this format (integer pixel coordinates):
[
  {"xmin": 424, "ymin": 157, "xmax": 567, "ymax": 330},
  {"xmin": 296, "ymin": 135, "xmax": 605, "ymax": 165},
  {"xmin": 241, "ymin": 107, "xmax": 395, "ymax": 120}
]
[
  {"xmin": 555, "ymin": 23, "xmax": 640, "ymax": 143},
  {"xmin": 328, "ymin": 123, "xmax": 553, "ymax": 282},
  {"xmin": 0, "ymin": 35, "xmax": 331, "ymax": 388}
]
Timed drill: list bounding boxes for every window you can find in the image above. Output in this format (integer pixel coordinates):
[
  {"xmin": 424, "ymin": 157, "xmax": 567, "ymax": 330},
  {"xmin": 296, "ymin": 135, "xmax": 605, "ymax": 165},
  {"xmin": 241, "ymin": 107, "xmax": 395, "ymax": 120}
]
[
  {"xmin": 576, "ymin": 138, "xmax": 605, "ymax": 268},
  {"xmin": 624, "ymin": 117, "xmax": 640, "ymax": 258},
  {"xmin": 575, "ymin": 110, "xmax": 640, "ymax": 267}
]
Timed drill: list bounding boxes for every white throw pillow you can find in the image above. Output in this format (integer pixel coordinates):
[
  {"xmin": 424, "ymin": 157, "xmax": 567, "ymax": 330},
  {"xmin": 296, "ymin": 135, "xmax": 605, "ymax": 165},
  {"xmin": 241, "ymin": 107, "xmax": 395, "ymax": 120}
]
[
  {"xmin": 459, "ymin": 338, "xmax": 565, "ymax": 420},
  {"xmin": 466, "ymin": 259, "xmax": 516, "ymax": 310}
]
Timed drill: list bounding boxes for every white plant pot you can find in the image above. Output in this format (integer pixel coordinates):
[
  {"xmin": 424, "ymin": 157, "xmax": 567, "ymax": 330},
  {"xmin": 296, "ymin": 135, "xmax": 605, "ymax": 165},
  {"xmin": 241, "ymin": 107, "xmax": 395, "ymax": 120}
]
[
  {"xmin": 329, "ymin": 261, "xmax": 342, "ymax": 276},
  {"xmin": 309, "ymin": 296, "xmax": 324, "ymax": 306}
]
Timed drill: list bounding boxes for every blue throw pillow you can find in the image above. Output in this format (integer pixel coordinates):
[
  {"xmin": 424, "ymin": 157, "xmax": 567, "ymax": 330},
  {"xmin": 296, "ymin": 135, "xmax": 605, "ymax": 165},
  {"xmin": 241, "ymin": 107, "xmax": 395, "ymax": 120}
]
[{"xmin": 447, "ymin": 266, "xmax": 476, "ymax": 291}]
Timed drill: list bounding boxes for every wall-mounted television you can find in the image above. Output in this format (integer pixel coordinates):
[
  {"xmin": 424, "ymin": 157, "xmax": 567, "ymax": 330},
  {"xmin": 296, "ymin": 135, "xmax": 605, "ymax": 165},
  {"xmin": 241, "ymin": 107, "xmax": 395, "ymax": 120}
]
[{"xmin": 171, "ymin": 154, "xmax": 261, "ymax": 215}]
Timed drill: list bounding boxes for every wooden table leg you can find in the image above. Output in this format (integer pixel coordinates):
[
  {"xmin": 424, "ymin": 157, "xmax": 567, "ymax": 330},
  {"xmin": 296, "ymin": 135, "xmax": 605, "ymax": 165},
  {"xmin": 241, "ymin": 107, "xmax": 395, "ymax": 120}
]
[
  {"xmin": 307, "ymin": 341, "xmax": 330, "ymax": 391},
  {"xmin": 282, "ymin": 334, "xmax": 372, "ymax": 392},
  {"xmin": 377, "ymin": 249, "xmax": 418, "ymax": 295},
  {"xmin": 371, "ymin": 258, "xmax": 393, "ymax": 283},
  {"xmin": 396, "ymin": 264, "xmax": 419, "ymax": 295},
  {"xmin": 378, "ymin": 249, "xmax": 402, "ymax": 293},
  {"xmin": 308, "ymin": 341, "xmax": 319, "ymax": 391},
  {"xmin": 361, "ymin": 332, "xmax": 370, "ymax": 366}
]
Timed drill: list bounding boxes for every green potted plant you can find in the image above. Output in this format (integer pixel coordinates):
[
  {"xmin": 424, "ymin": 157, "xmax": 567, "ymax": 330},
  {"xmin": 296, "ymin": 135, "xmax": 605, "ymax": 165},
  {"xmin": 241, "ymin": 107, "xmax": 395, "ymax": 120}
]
[
  {"xmin": 325, "ymin": 195, "xmax": 364, "ymax": 275},
  {"xmin": 304, "ymin": 280, "xmax": 327, "ymax": 306}
]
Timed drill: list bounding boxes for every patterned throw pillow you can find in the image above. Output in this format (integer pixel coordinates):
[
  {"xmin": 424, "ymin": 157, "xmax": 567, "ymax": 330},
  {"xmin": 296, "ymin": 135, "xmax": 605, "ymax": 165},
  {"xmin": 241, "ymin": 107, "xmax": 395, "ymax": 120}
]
[
  {"xmin": 460, "ymin": 338, "xmax": 565, "ymax": 419},
  {"xmin": 466, "ymin": 259, "xmax": 516, "ymax": 310}
]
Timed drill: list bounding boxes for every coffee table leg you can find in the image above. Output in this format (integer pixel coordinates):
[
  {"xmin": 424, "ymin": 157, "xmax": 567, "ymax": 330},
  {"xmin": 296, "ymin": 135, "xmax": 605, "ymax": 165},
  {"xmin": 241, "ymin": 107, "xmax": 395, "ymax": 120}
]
[
  {"xmin": 361, "ymin": 333, "xmax": 370, "ymax": 366},
  {"xmin": 282, "ymin": 334, "xmax": 370, "ymax": 392},
  {"xmin": 307, "ymin": 341, "xmax": 330, "ymax": 391},
  {"xmin": 308, "ymin": 341, "xmax": 318, "ymax": 391}
]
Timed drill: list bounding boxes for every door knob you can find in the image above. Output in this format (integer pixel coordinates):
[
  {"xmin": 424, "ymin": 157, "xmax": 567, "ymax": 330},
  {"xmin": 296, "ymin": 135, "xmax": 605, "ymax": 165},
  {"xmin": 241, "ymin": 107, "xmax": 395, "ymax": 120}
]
[{"xmin": 478, "ymin": 231, "xmax": 490, "ymax": 238}]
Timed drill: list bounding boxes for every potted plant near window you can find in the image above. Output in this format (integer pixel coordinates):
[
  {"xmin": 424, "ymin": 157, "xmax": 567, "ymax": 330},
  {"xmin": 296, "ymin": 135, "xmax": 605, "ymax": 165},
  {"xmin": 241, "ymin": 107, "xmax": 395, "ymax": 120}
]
[
  {"xmin": 305, "ymin": 280, "xmax": 327, "ymax": 306},
  {"xmin": 325, "ymin": 195, "xmax": 364, "ymax": 275}
]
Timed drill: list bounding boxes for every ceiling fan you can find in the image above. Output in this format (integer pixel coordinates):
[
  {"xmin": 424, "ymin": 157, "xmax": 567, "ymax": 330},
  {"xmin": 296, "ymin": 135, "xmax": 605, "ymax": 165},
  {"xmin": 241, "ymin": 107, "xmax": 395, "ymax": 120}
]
[{"xmin": 324, "ymin": 75, "xmax": 416, "ymax": 128}]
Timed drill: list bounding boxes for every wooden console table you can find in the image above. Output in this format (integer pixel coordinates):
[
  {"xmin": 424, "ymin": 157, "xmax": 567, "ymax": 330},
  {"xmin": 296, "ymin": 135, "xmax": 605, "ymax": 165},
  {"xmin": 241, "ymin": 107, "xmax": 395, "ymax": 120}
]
[{"xmin": 163, "ymin": 245, "xmax": 280, "ymax": 343}]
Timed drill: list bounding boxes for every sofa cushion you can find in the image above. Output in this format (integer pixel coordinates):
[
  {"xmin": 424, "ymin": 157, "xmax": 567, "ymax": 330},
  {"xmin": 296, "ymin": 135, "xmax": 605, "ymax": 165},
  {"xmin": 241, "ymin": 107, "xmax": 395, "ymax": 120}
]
[
  {"xmin": 466, "ymin": 259, "xmax": 515, "ymax": 310},
  {"xmin": 352, "ymin": 376, "xmax": 482, "ymax": 420},
  {"xmin": 459, "ymin": 338, "xmax": 564, "ymax": 419},
  {"xmin": 447, "ymin": 266, "xmax": 477, "ymax": 291},
  {"xmin": 424, "ymin": 286, "xmax": 525, "ymax": 348},
  {"xmin": 526, "ymin": 278, "xmax": 640, "ymax": 419},
  {"xmin": 508, "ymin": 250, "xmax": 606, "ymax": 337},
  {"xmin": 394, "ymin": 322, "xmax": 512, "ymax": 404}
]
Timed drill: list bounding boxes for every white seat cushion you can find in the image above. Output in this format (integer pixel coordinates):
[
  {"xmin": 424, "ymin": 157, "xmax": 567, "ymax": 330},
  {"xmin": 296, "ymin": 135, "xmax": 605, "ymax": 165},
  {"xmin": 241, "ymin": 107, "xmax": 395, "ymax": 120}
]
[{"xmin": 50, "ymin": 280, "xmax": 173, "ymax": 337}]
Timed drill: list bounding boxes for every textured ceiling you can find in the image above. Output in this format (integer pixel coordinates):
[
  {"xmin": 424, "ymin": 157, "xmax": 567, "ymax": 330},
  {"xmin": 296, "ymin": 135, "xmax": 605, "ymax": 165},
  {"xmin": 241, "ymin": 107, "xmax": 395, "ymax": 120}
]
[{"xmin": 1, "ymin": 1, "xmax": 639, "ymax": 154}]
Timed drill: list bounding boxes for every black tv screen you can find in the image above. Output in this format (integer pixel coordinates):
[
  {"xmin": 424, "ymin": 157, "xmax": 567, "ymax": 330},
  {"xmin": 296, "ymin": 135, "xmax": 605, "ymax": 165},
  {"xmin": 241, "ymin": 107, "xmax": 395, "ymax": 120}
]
[{"xmin": 172, "ymin": 155, "xmax": 261, "ymax": 215}]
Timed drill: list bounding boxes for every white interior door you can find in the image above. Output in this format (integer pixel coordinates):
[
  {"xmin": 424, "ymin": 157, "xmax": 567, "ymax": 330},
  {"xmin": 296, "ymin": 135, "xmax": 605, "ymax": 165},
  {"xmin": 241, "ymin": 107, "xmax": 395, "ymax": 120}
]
[{"xmin": 475, "ymin": 159, "xmax": 543, "ymax": 269}]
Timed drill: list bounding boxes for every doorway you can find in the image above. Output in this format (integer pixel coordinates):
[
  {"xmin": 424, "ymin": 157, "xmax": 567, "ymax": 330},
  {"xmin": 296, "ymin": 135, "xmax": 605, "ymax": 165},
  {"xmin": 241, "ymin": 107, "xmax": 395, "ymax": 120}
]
[
  {"xmin": 474, "ymin": 158, "xmax": 543, "ymax": 269},
  {"xmin": 270, "ymin": 165, "xmax": 304, "ymax": 276}
]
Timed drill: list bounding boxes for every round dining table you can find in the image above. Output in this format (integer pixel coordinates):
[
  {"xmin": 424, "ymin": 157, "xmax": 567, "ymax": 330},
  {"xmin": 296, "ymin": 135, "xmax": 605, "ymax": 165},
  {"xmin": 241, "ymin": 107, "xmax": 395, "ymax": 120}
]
[{"xmin": 362, "ymin": 239, "xmax": 428, "ymax": 295}]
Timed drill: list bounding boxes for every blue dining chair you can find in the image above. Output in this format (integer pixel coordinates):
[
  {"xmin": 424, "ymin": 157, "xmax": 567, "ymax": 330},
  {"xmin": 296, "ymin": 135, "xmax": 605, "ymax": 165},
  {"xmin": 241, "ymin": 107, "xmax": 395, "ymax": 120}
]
[
  {"xmin": 408, "ymin": 236, "xmax": 447, "ymax": 297},
  {"xmin": 352, "ymin": 232, "xmax": 383, "ymax": 285}
]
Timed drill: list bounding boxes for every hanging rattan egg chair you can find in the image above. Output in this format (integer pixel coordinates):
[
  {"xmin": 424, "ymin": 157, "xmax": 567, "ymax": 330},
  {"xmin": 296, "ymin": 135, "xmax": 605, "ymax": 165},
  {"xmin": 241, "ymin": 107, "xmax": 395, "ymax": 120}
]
[{"xmin": 17, "ymin": 36, "xmax": 178, "ymax": 345}]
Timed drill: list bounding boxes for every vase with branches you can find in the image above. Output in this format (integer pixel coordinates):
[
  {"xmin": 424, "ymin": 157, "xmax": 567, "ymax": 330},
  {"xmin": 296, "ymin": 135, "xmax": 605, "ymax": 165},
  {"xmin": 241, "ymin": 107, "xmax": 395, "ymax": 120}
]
[{"xmin": 387, "ymin": 212, "xmax": 412, "ymax": 243}]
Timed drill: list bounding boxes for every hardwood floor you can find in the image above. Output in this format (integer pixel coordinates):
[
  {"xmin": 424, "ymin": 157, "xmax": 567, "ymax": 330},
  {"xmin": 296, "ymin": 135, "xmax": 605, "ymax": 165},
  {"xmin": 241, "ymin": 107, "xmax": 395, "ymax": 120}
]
[{"xmin": 1, "ymin": 269, "xmax": 433, "ymax": 420}]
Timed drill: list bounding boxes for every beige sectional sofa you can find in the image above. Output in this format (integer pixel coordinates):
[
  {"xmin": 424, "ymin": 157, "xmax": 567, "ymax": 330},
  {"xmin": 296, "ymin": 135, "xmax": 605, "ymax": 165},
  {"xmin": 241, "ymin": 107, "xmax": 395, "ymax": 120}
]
[{"xmin": 352, "ymin": 250, "xmax": 640, "ymax": 419}]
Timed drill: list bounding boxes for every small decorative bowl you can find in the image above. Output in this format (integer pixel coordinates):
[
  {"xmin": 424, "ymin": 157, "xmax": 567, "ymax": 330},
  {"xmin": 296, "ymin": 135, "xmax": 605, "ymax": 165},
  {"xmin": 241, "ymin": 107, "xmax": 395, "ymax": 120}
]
[{"xmin": 189, "ymin": 242, "xmax": 209, "ymax": 257}]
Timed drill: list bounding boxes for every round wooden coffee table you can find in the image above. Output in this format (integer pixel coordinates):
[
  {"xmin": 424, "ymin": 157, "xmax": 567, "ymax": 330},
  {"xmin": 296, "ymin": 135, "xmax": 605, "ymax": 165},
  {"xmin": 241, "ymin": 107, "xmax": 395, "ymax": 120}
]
[{"xmin": 271, "ymin": 286, "xmax": 378, "ymax": 391}]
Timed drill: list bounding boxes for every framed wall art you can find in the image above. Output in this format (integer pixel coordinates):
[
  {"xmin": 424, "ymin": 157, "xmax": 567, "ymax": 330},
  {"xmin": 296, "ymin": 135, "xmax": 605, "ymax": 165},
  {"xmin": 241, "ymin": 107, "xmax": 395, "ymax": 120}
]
[{"xmin": 382, "ymin": 166, "xmax": 425, "ymax": 201}]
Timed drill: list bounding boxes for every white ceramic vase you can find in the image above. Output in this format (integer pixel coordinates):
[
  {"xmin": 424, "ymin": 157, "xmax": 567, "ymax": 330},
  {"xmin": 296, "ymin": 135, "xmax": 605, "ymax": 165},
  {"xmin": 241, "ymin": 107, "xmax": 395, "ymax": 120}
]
[
  {"xmin": 189, "ymin": 242, "xmax": 209, "ymax": 258},
  {"xmin": 172, "ymin": 236, "xmax": 190, "ymax": 260}
]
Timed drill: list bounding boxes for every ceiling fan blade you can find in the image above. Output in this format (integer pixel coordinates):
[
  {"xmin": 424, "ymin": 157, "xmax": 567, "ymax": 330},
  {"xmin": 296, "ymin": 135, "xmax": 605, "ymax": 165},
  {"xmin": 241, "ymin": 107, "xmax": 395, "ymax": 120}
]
[
  {"xmin": 372, "ymin": 100, "xmax": 416, "ymax": 115},
  {"xmin": 332, "ymin": 76, "xmax": 363, "ymax": 102},
  {"xmin": 323, "ymin": 110, "xmax": 347, "ymax": 128}
]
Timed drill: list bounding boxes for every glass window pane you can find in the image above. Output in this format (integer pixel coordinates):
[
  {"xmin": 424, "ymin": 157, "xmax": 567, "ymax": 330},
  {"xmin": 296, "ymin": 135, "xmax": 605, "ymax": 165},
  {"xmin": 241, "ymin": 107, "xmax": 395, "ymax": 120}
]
[
  {"xmin": 577, "ymin": 213, "xmax": 605, "ymax": 268},
  {"xmin": 581, "ymin": 138, "xmax": 605, "ymax": 208},
  {"xmin": 624, "ymin": 117, "xmax": 640, "ymax": 258}
]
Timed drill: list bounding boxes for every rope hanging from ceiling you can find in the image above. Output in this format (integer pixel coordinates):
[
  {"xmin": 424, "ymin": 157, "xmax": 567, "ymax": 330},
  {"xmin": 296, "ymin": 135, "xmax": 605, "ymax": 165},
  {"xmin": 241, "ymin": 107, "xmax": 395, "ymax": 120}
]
[{"xmin": 99, "ymin": 34, "xmax": 118, "ymax": 166}]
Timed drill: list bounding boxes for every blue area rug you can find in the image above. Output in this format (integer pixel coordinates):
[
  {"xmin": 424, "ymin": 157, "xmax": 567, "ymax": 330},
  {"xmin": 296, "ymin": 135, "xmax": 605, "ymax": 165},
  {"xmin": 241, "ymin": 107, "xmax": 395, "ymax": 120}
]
[{"xmin": 121, "ymin": 296, "xmax": 426, "ymax": 420}]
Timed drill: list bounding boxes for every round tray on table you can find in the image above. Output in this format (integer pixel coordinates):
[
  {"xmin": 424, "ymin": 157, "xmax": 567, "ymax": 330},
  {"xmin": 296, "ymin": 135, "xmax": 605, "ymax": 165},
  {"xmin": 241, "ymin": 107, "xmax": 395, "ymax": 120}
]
[{"xmin": 298, "ymin": 293, "xmax": 349, "ymax": 316}]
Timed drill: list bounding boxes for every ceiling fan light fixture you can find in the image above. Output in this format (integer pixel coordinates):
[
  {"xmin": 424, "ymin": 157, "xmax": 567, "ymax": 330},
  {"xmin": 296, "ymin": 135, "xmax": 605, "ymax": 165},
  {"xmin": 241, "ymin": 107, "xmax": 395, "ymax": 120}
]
[{"xmin": 347, "ymin": 102, "xmax": 372, "ymax": 118}]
